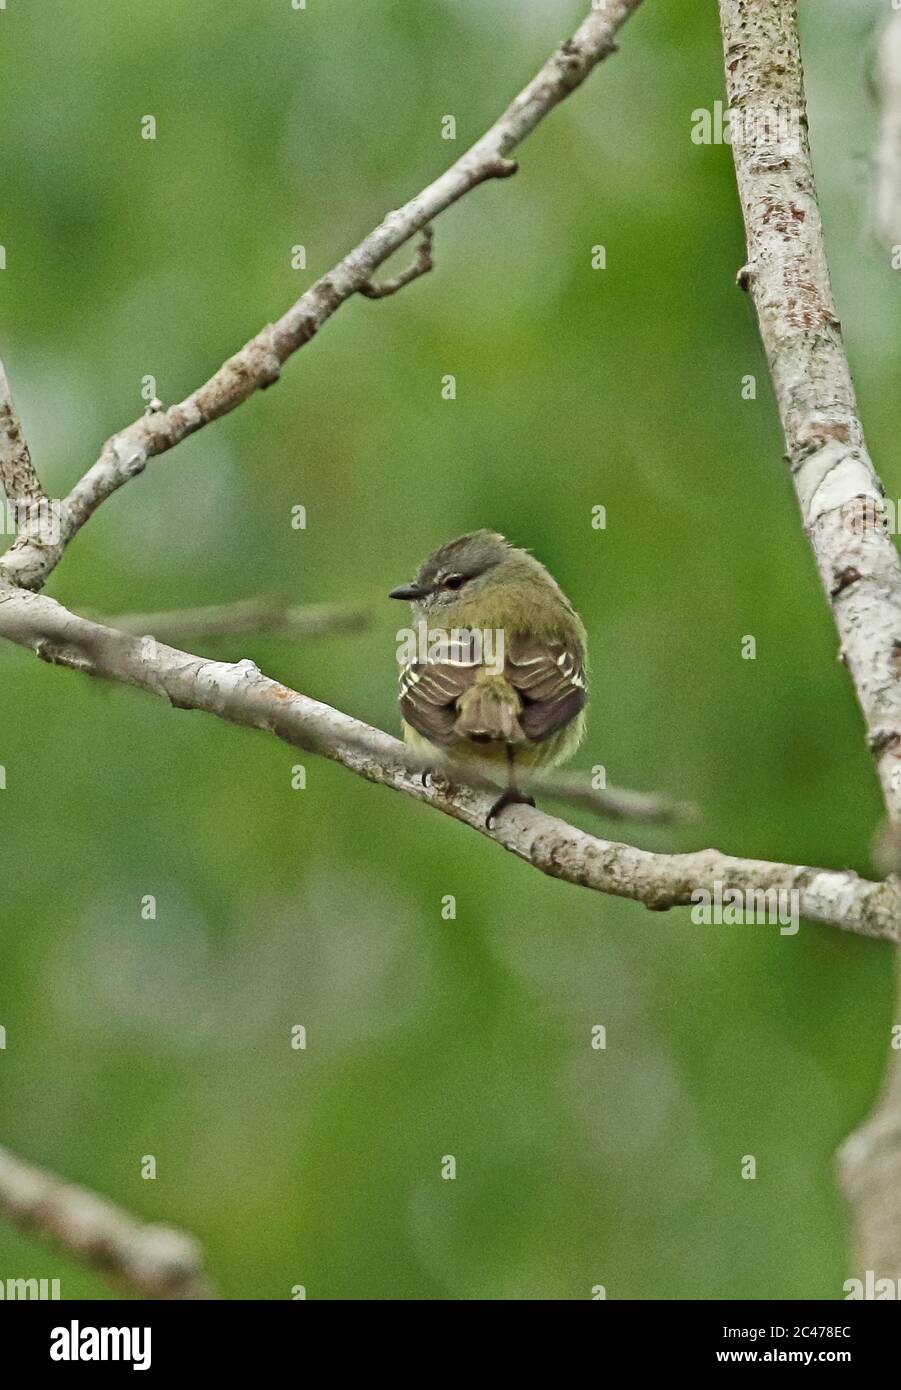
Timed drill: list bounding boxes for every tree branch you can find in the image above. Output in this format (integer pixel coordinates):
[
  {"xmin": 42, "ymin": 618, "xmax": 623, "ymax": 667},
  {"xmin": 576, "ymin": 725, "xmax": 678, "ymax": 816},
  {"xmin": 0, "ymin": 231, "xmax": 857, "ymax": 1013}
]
[
  {"xmin": 719, "ymin": 0, "xmax": 901, "ymax": 1280},
  {"xmin": 0, "ymin": 1145, "xmax": 215, "ymax": 1300},
  {"xmin": 0, "ymin": 0, "xmax": 644, "ymax": 594},
  {"xmin": 94, "ymin": 596, "xmax": 370, "ymax": 643},
  {"xmin": 359, "ymin": 226, "xmax": 435, "ymax": 299},
  {"xmin": 0, "ymin": 580, "xmax": 897, "ymax": 940}
]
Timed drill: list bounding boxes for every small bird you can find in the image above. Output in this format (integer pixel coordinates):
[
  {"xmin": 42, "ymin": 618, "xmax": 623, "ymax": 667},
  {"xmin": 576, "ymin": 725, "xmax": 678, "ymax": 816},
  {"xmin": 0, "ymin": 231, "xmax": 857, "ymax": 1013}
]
[{"xmin": 389, "ymin": 530, "xmax": 588, "ymax": 826}]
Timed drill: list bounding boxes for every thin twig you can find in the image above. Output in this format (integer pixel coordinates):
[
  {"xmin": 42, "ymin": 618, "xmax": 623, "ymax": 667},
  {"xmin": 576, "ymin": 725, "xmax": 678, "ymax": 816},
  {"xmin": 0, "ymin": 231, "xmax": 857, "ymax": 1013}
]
[
  {"xmin": 0, "ymin": 0, "xmax": 644, "ymax": 592},
  {"xmin": 0, "ymin": 1145, "xmax": 215, "ymax": 1300},
  {"xmin": 0, "ymin": 581, "xmax": 897, "ymax": 940}
]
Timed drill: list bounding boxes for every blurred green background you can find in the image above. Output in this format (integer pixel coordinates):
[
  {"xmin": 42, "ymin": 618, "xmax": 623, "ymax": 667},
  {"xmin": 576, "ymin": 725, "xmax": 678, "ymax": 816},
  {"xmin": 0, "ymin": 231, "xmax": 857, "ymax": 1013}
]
[{"xmin": 0, "ymin": 0, "xmax": 897, "ymax": 1300}]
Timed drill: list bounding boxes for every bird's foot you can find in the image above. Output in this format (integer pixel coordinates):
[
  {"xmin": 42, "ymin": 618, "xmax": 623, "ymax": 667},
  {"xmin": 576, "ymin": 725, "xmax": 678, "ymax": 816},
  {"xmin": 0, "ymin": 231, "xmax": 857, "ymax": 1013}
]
[{"xmin": 486, "ymin": 788, "xmax": 536, "ymax": 829}]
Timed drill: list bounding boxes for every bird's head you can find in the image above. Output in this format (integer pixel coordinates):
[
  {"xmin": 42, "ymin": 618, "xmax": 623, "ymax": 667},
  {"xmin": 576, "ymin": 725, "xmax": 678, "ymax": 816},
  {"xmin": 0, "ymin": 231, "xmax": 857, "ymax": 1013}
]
[{"xmin": 388, "ymin": 530, "xmax": 513, "ymax": 620}]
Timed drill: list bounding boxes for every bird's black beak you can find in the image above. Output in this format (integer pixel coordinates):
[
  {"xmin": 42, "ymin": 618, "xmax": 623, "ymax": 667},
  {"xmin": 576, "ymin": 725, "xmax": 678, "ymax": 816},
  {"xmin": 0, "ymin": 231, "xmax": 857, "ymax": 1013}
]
[{"xmin": 388, "ymin": 581, "xmax": 425, "ymax": 600}]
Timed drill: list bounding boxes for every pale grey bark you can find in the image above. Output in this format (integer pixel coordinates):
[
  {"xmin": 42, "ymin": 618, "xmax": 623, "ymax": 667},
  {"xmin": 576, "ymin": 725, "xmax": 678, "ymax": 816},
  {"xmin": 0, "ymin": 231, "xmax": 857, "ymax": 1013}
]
[
  {"xmin": 0, "ymin": 1145, "xmax": 214, "ymax": 1300},
  {"xmin": 719, "ymin": 0, "xmax": 901, "ymax": 1279}
]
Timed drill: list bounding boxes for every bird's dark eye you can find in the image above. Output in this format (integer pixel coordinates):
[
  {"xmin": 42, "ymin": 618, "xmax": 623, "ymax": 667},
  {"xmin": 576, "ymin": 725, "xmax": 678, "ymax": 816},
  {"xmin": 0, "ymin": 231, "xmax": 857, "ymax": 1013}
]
[{"xmin": 444, "ymin": 573, "xmax": 465, "ymax": 590}]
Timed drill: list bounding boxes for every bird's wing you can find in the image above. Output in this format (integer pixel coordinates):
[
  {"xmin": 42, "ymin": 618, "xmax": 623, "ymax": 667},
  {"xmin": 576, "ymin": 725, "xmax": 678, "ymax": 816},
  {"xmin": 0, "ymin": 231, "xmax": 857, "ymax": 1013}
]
[
  {"xmin": 398, "ymin": 635, "xmax": 481, "ymax": 745},
  {"xmin": 505, "ymin": 634, "xmax": 587, "ymax": 742}
]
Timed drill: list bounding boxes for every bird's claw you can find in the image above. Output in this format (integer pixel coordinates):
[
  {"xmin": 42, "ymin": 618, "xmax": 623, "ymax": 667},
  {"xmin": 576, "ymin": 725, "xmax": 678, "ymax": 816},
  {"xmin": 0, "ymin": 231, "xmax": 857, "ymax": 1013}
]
[{"xmin": 486, "ymin": 789, "xmax": 536, "ymax": 829}]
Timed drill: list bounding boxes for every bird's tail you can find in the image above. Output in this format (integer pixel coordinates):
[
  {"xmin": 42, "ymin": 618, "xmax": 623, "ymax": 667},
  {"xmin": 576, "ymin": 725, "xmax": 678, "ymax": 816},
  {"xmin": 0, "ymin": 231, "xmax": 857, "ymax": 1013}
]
[{"xmin": 454, "ymin": 675, "xmax": 525, "ymax": 743}]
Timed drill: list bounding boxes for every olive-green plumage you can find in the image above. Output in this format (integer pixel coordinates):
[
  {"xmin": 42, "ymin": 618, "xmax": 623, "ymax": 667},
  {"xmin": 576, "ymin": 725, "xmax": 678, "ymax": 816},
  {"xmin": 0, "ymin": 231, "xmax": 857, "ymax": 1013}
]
[{"xmin": 389, "ymin": 531, "xmax": 587, "ymax": 820}]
